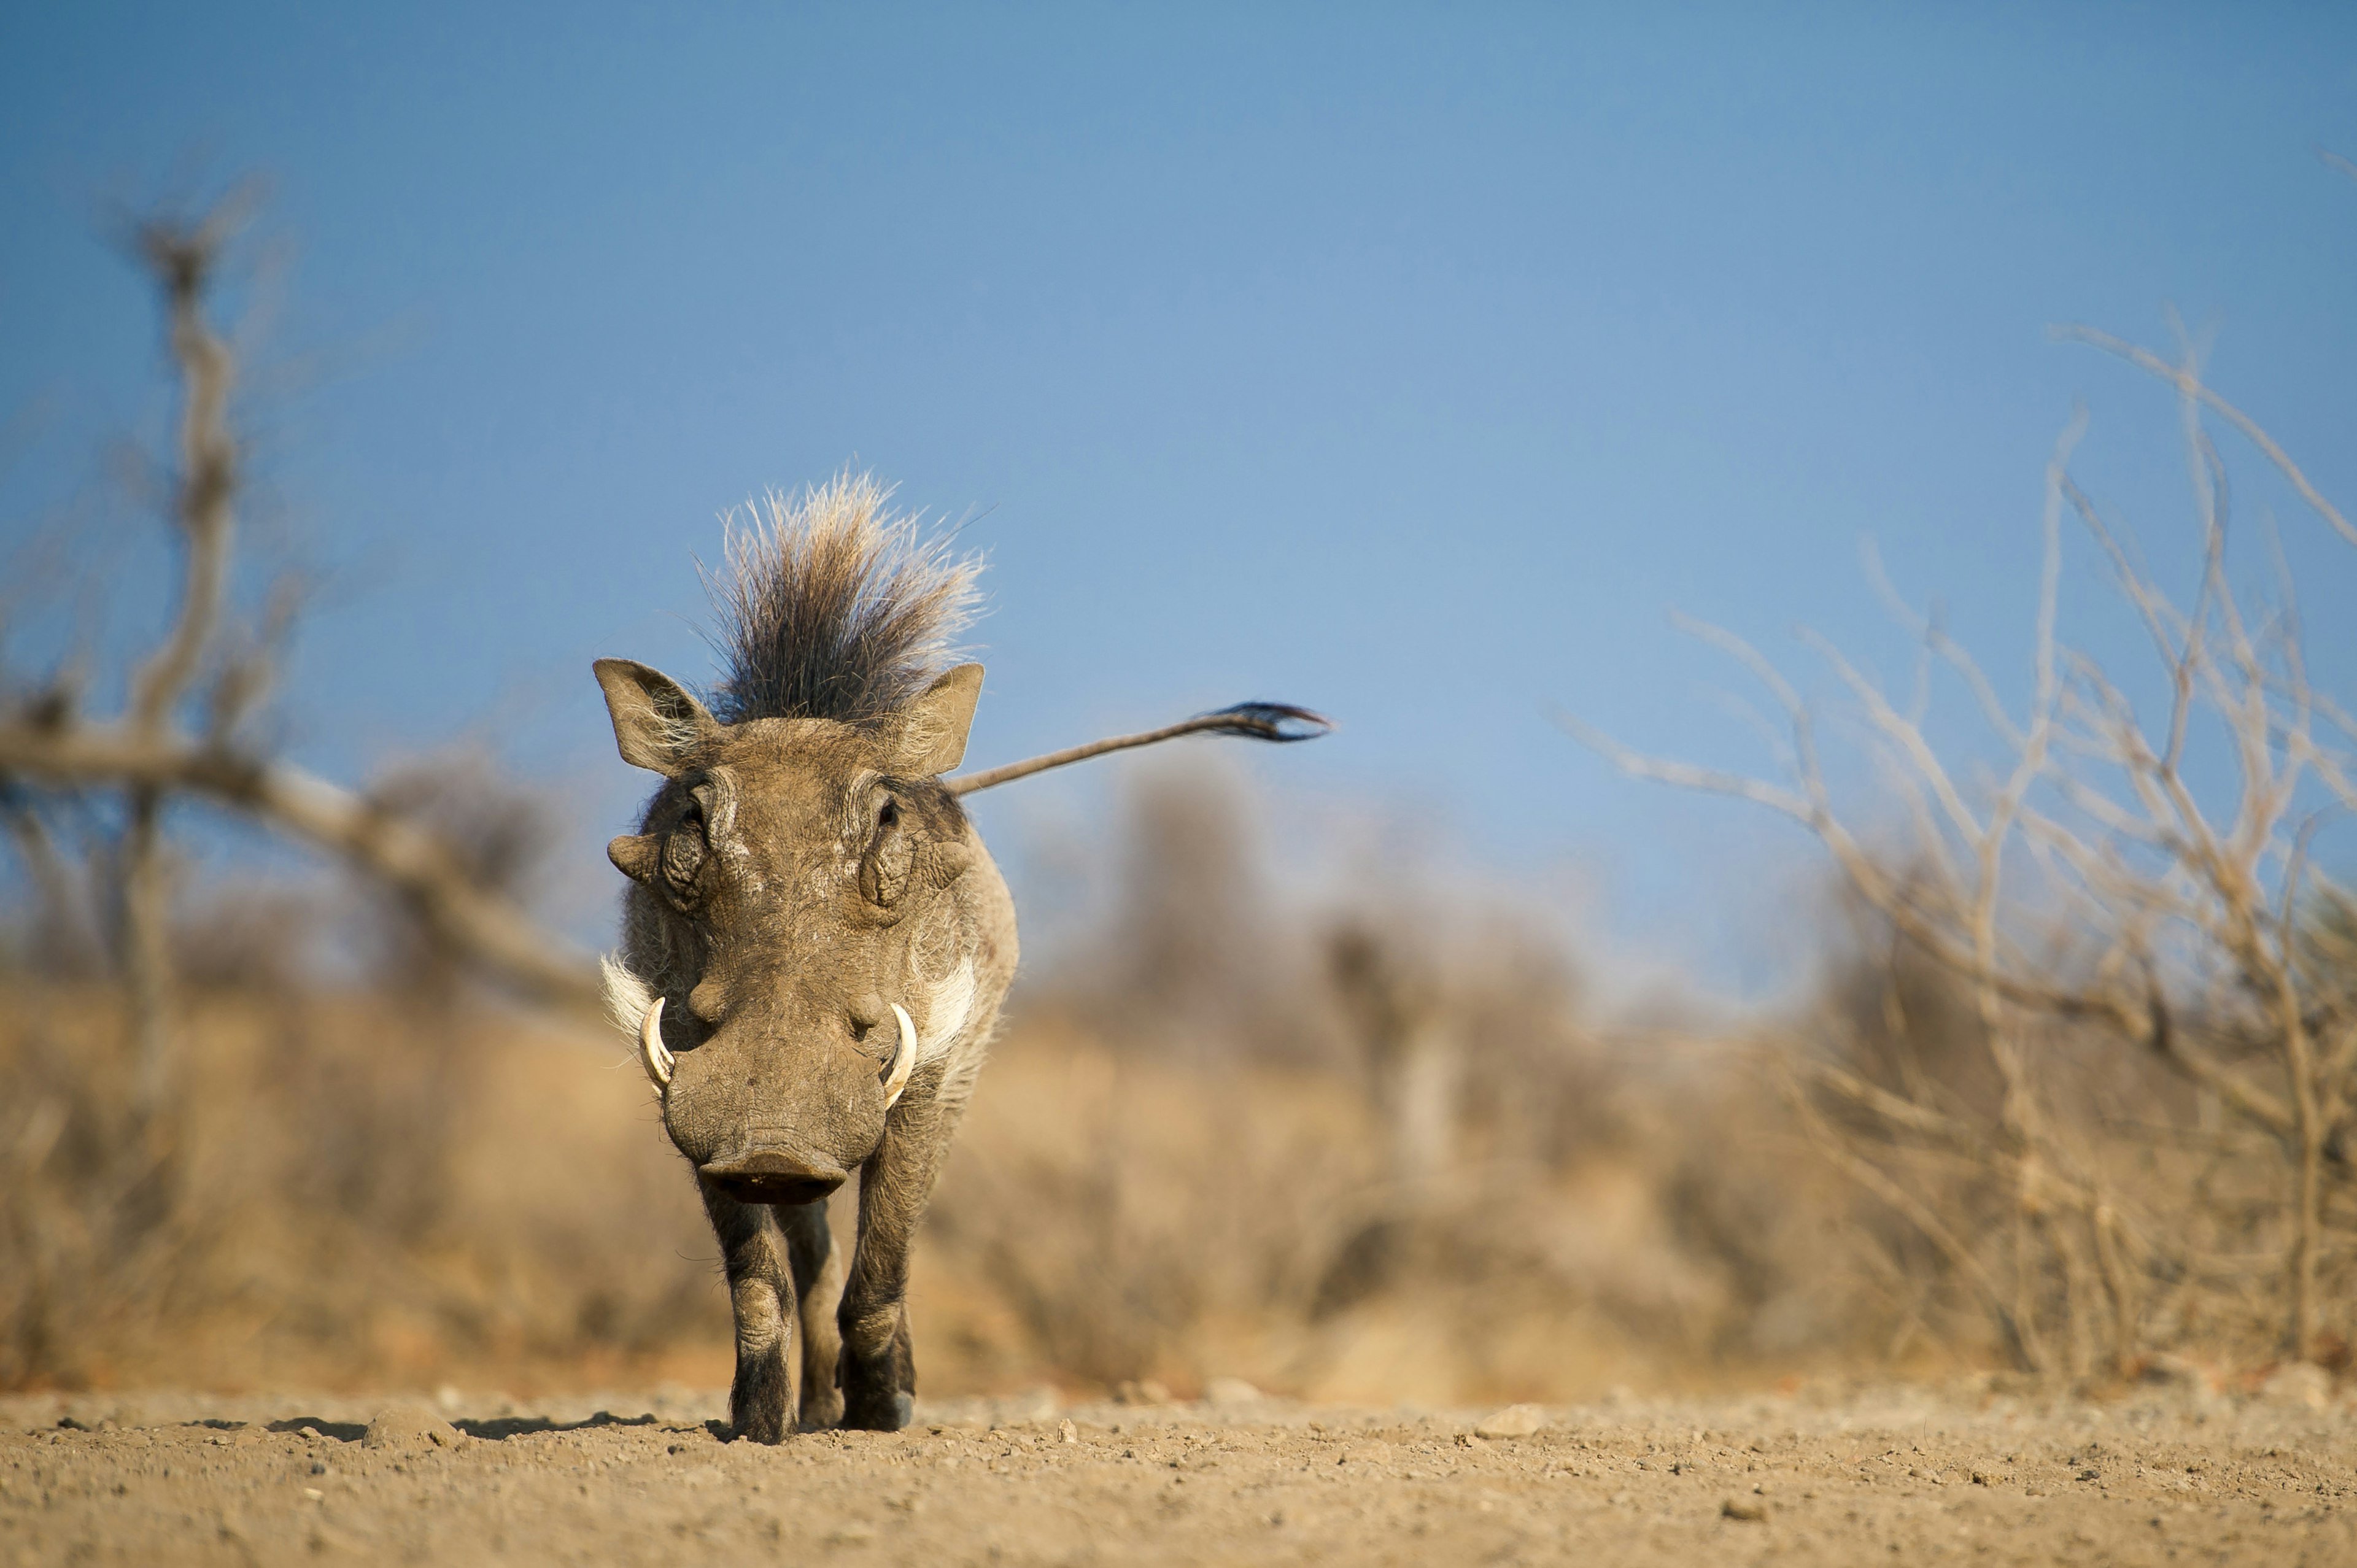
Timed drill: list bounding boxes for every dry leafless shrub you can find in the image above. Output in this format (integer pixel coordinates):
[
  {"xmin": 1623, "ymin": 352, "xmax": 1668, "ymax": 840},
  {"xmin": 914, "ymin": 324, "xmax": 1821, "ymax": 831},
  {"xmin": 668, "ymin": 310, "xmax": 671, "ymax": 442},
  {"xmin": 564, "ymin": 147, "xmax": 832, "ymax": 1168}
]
[{"xmin": 1576, "ymin": 324, "xmax": 2357, "ymax": 1381}]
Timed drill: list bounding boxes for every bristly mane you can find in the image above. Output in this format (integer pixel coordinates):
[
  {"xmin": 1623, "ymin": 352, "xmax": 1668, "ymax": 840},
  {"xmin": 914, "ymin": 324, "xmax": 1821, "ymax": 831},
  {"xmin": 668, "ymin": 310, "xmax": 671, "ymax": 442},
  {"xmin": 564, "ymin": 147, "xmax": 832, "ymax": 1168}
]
[{"xmin": 705, "ymin": 473, "xmax": 981, "ymax": 727}]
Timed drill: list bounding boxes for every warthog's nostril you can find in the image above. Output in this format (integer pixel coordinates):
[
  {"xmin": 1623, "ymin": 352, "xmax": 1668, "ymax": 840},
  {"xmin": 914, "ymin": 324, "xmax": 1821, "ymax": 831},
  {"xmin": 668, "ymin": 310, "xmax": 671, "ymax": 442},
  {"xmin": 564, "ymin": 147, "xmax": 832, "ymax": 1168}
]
[{"xmin": 699, "ymin": 1146, "xmax": 850, "ymax": 1207}]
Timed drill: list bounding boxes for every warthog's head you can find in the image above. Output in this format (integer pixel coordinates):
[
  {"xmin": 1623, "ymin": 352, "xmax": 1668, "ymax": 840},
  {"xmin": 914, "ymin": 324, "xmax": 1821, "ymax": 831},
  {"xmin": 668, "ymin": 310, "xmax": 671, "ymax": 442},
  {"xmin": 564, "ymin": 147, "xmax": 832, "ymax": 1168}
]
[{"xmin": 594, "ymin": 477, "xmax": 1007, "ymax": 1206}]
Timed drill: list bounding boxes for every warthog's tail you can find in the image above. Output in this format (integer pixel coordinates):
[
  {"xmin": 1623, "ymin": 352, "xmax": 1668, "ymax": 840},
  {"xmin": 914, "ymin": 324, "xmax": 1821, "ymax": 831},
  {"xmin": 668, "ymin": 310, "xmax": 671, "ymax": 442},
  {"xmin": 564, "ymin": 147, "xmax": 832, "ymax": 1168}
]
[{"xmin": 947, "ymin": 701, "xmax": 1332, "ymax": 795}]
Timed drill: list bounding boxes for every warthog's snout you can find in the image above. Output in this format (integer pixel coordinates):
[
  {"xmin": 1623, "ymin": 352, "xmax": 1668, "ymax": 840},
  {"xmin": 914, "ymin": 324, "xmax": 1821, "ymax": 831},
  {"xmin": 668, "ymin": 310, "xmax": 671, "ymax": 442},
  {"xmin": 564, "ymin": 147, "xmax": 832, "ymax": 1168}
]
[{"xmin": 700, "ymin": 1144, "xmax": 850, "ymax": 1207}]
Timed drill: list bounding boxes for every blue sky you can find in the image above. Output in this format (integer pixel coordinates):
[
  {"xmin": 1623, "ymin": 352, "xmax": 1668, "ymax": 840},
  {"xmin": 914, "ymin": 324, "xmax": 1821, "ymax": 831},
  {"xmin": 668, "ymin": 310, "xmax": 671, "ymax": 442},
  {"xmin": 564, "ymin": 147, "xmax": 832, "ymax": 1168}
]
[{"xmin": 4, "ymin": 4, "xmax": 2355, "ymax": 996}]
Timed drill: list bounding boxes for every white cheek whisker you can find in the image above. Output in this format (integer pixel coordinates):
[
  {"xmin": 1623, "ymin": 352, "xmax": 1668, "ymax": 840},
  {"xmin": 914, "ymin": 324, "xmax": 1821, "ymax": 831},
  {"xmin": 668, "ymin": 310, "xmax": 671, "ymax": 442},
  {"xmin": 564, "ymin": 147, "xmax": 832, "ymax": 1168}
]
[
  {"xmin": 600, "ymin": 953, "xmax": 656, "ymax": 1040},
  {"xmin": 918, "ymin": 957, "xmax": 977, "ymax": 1064}
]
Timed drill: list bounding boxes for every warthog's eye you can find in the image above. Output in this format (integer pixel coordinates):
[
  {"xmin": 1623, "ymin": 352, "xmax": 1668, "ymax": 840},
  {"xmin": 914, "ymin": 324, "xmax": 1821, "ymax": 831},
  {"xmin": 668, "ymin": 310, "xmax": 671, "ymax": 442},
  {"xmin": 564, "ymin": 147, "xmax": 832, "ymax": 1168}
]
[
  {"xmin": 859, "ymin": 792, "xmax": 914, "ymax": 909},
  {"xmin": 662, "ymin": 802, "xmax": 708, "ymax": 902}
]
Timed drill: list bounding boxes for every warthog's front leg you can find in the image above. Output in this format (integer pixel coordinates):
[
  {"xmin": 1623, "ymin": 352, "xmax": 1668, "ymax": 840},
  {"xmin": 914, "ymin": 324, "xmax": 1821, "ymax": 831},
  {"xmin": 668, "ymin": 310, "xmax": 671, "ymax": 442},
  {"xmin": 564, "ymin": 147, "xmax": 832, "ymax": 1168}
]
[
  {"xmin": 783, "ymin": 1197, "xmax": 846, "ymax": 1430},
  {"xmin": 837, "ymin": 1089, "xmax": 955, "ymax": 1431},
  {"xmin": 700, "ymin": 1180, "xmax": 798, "ymax": 1443}
]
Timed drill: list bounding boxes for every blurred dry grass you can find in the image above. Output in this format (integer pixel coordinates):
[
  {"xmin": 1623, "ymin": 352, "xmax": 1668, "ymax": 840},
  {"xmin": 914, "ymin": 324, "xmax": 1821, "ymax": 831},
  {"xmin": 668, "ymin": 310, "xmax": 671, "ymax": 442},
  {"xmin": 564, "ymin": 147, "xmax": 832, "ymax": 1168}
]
[
  {"xmin": 0, "ymin": 872, "xmax": 2328, "ymax": 1396},
  {"xmin": 0, "ymin": 978, "xmax": 724, "ymax": 1394},
  {"xmin": 3, "ymin": 771, "xmax": 2341, "ymax": 1403},
  {"xmin": 924, "ymin": 1016, "xmax": 1854, "ymax": 1405}
]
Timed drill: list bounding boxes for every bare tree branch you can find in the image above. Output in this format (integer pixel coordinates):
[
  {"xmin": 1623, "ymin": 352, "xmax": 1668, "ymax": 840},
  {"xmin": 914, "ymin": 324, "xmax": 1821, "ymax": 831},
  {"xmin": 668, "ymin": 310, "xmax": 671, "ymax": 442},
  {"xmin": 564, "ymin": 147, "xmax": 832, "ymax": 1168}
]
[
  {"xmin": 128, "ymin": 217, "xmax": 240, "ymax": 735},
  {"xmin": 0, "ymin": 721, "xmax": 598, "ymax": 1011},
  {"xmin": 118, "ymin": 212, "xmax": 245, "ymax": 1122},
  {"xmin": 2056, "ymin": 325, "xmax": 2357, "ymax": 550}
]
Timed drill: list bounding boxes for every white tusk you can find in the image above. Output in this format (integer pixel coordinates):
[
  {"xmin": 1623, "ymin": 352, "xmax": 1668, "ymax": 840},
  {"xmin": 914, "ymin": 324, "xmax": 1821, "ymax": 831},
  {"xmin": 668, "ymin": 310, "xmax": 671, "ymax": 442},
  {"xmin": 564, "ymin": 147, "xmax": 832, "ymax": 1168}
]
[
  {"xmin": 640, "ymin": 996, "xmax": 675, "ymax": 1092},
  {"xmin": 883, "ymin": 1003, "xmax": 918, "ymax": 1110}
]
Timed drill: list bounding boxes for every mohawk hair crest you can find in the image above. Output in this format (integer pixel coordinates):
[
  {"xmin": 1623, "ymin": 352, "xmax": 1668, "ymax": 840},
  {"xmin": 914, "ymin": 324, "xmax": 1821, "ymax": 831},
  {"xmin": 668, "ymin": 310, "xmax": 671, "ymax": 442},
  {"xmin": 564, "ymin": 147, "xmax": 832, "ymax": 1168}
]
[{"xmin": 704, "ymin": 473, "xmax": 983, "ymax": 728}]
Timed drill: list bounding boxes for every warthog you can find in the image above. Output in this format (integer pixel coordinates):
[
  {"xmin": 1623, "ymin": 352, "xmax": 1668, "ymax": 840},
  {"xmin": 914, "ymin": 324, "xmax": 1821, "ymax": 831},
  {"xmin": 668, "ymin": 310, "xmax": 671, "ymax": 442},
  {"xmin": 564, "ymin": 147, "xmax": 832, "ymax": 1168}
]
[{"xmin": 596, "ymin": 476, "xmax": 1325, "ymax": 1440}]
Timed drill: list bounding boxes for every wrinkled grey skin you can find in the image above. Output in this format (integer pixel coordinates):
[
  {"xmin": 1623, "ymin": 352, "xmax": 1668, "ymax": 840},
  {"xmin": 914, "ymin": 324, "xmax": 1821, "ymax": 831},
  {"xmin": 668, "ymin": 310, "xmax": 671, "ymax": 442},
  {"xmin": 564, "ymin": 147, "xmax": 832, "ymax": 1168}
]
[{"xmin": 595, "ymin": 658, "xmax": 1016, "ymax": 1441}]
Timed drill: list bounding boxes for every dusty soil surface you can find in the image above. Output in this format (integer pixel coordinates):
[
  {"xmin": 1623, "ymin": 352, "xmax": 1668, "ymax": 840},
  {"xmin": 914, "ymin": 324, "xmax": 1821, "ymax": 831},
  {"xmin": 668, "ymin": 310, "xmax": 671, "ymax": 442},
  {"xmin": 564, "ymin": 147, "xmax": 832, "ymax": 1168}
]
[{"xmin": 3, "ymin": 1381, "xmax": 2351, "ymax": 1565}]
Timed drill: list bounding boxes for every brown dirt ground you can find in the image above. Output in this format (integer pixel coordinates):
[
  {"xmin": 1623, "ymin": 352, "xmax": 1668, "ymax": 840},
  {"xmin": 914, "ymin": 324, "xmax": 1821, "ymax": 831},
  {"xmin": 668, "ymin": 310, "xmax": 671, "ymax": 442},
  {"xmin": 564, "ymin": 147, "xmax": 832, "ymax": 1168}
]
[{"xmin": 2, "ymin": 1382, "xmax": 2351, "ymax": 1566}]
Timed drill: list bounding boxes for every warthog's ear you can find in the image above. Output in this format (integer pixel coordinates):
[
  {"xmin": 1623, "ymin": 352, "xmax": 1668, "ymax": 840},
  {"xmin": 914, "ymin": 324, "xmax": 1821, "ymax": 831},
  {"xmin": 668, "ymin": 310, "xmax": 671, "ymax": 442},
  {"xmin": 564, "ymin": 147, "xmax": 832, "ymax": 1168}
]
[
  {"xmin": 594, "ymin": 658, "xmax": 723, "ymax": 776},
  {"xmin": 890, "ymin": 663, "xmax": 985, "ymax": 777}
]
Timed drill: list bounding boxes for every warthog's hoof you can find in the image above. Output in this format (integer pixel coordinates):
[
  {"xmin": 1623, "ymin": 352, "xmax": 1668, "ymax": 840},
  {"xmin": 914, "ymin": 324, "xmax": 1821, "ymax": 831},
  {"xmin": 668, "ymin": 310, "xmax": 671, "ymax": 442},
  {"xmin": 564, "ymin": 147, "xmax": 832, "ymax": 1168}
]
[
  {"xmin": 727, "ymin": 1404, "xmax": 792, "ymax": 1445},
  {"xmin": 727, "ymin": 1423, "xmax": 791, "ymax": 1445},
  {"xmin": 840, "ymin": 1389, "xmax": 913, "ymax": 1432}
]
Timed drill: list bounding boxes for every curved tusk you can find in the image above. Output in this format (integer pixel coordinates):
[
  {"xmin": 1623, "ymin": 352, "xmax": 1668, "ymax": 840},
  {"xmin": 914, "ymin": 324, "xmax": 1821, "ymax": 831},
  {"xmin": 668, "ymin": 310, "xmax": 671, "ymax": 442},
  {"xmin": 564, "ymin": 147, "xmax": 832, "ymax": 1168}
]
[
  {"xmin": 883, "ymin": 1003, "xmax": 918, "ymax": 1110},
  {"xmin": 640, "ymin": 996, "xmax": 675, "ymax": 1092}
]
